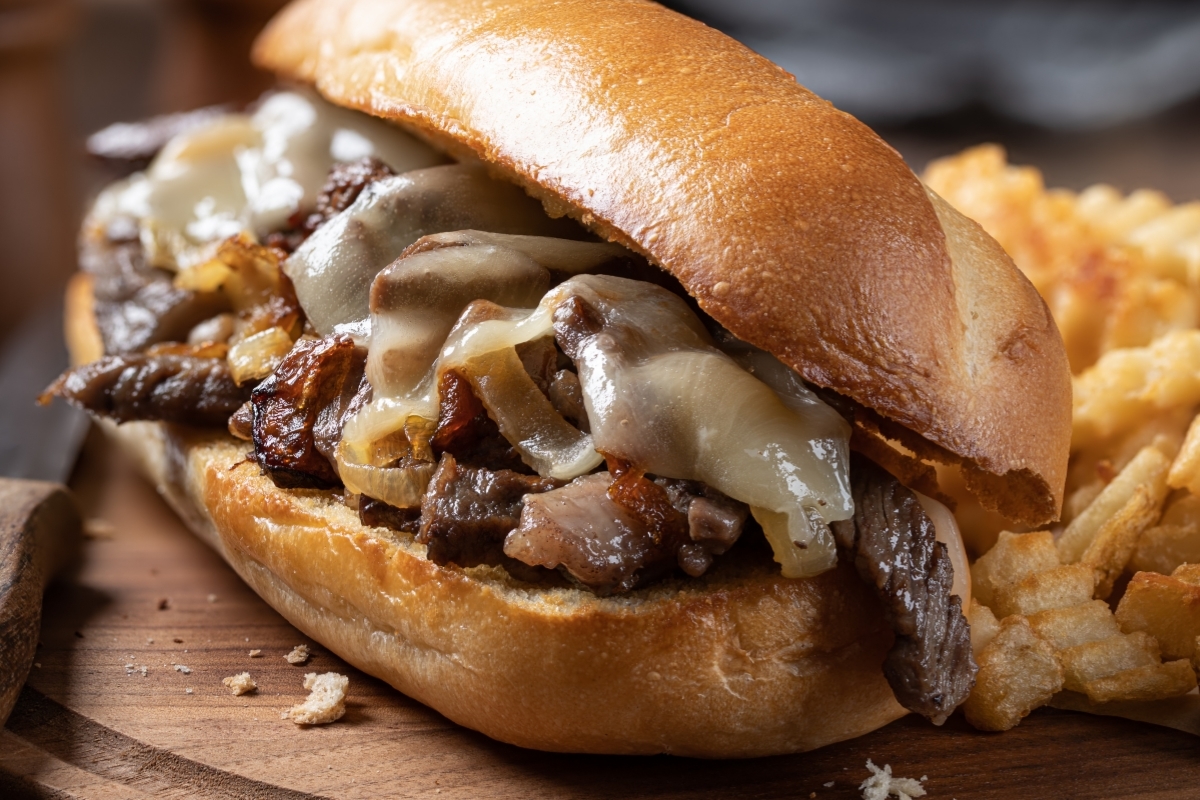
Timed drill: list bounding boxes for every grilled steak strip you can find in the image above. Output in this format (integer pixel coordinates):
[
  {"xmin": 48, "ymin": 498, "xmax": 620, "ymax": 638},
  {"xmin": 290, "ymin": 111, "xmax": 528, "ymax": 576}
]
[
  {"xmin": 83, "ymin": 239, "xmax": 230, "ymax": 355},
  {"xmin": 44, "ymin": 352, "xmax": 251, "ymax": 427},
  {"xmin": 830, "ymin": 455, "xmax": 976, "ymax": 724}
]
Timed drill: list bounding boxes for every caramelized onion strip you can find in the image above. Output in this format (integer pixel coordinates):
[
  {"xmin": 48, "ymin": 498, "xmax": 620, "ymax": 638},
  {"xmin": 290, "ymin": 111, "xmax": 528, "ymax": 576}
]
[{"xmin": 462, "ymin": 347, "xmax": 602, "ymax": 479}]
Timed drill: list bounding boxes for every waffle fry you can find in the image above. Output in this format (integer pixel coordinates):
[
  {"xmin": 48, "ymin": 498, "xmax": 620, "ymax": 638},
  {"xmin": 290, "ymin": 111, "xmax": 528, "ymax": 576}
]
[{"xmin": 928, "ymin": 147, "xmax": 1200, "ymax": 729}]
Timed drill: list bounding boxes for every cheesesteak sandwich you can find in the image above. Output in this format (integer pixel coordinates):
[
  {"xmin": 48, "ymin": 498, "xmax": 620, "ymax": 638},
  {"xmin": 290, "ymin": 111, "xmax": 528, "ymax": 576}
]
[{"xmin": 46, "ymin": 0, "xmax": 1072, "ymax": 756}]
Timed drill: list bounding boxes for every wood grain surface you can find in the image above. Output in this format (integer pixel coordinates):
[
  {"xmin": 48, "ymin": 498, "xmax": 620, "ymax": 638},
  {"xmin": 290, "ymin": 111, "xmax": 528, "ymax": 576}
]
[
  {"xmin": 2, "ymin": 430, "xmax": 1198, "ymax": 800},
  {"xmin": 0, "ymin": 478, "xmax": 80, "ymax": 727}
]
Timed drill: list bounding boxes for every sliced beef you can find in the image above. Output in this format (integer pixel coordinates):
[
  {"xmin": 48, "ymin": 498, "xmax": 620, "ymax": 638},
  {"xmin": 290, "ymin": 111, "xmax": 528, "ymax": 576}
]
[
  {"xmin": 44, "ymin": 351, "xmax": 250, "ymax": 427},
  {"xmin": 250, "ymin": 334, "xmax": 361, "ymax": 489},
  {"xmin": 430, "ymin": 369, "xmax": 530, "ymax": 473},
  {"xmin": 86, "ymin": 106, "xmax": 231, "ymax": 169},
  {"xmin": 360, "ymin": 496, "xmax": 422, "ymax": 534},
  {"xmin": 266, "ymin": 157, "xmax": 397, "ymax": 252},
  {"xmin": 830, "ymin": 455, "xmax": 976, "ymax": 725},
  {"xmin": 313, "ymin": 358, "xmax": 370, "ymax": 468},
  {"xmin": 505, "ymin": 472, "xmax": 673, "ymax": 594},
  {"xmin": 656, "ymin": 478, "xmax": 749, "ymax": 577},
  {"xmin": 83, "ymin": 239, "xmax": 230, "ymax": 354},
  {"xmin": 417, "ymin": 453, "xmax": 560, "ymax": 579},
  {"xmin": 547, "ymin": 369, "xmax": 589, "ymax": 432}
]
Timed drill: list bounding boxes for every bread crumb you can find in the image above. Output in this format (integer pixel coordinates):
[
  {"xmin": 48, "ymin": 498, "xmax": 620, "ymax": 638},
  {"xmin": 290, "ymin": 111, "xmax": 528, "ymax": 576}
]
[
  {"xmin": 285, "ymin": 644, "xmax": 310, "ymax": 665},
  {"xmin": 157, "ymin": 598, "xmax": 169, "ymax": 610},
  {"xmin": 185, "ymin": 688, "xmax": 193, "ymax": 694},
  {"xmin": 282, "ymin": 672, "xmax": 348, "ymax": 725},
  {"xmin": 207, "ymin": 593, "xmax": 218, "ymax": 603},
  {"xmin": 222, "ymin": 672, "xmax": 257, "ymax": 695},
  {"xmin": 146, "ymin": 638, "xmax": 154, "ymax": 644},
  {"xmin": 860, "ymin": 760, "xmax": 926, "ymax": 800},
  {"xmin": 824, "ymin": 782, "xmax": 835, "ymax": 788},
  {"xmin": 173, "ymin": 664, "xmax": 191, "ymax": 674},
  {"xmin": 249, "ymin": 649, "xmax": 263, "ymax": 658}
]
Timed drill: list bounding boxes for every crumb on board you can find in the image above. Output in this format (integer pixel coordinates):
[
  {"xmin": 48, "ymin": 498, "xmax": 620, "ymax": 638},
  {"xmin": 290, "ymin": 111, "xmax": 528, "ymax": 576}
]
[
  {"xmin": 285, "ymin": 644, "xmax": 310, "ymax": 665},
  {"xmin": 185, "ymin": 688, "xmax": 193, "ymax": 695},
  {"xmin": 282, "ymin": 672, "xmax": 348, "ymax": 725},
  {"xmin": 158, "ymin": 598, "xmax": 169, "ymax": 610},
  {"xmin": 249, "ymin": 649, "xmax": 263, "ymax": 658},
  {"xmin": 824, "ymin": 782, "xmax": 835, "ymax": 788},
  {"xmin": 223, "ymin": 672, "xmax": 257, "ymax": 696},
  {"xmin": 173, "ymin": 664, "xmax": 191, "ymax": 674},
  {"xmin": 860, "ymin": 760, "xmax": 926, "ymax": 800},
  {"xmin": 207, "ymin": 594, "xmax": 218, "ymax": 603}
]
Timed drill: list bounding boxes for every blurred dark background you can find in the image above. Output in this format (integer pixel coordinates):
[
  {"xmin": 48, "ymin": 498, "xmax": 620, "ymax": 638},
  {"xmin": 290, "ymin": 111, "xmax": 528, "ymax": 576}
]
[{"xmin": 2, "ymin": 0, "xmax": 1200, "ymax": 351}]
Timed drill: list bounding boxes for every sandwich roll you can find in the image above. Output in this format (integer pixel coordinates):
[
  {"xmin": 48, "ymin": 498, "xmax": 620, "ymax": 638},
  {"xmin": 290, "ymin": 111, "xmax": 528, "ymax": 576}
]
[{"xmin": 47, "ymin": 0, "xmax": 1071, "ymax": 757}]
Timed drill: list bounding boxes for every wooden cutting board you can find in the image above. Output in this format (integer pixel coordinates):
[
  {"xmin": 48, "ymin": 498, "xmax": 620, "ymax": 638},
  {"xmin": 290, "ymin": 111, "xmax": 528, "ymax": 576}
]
[{"xmin": 3, "ymin": 431, "xmax": 1198, "ymax": 800}]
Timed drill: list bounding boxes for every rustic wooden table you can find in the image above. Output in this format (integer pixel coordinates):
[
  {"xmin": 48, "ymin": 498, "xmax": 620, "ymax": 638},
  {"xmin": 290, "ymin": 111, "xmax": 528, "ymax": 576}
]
[{"xmin": 2, "ymin": 430, "xmax": 1198, "ymax": 800}]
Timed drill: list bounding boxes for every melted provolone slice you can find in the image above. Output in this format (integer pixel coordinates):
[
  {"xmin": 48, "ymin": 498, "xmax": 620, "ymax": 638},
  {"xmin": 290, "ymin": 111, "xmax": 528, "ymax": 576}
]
[
  {"xmin": 90, "ymin": 89, "xmax": 444, "ymax": 268},
  {"xmin": 344, "ymin": 273, "xmax": 853, "ymax": 576},
  {"xmin": 284, "ymin": 167, "xmax": 587, "ymax": 335}
]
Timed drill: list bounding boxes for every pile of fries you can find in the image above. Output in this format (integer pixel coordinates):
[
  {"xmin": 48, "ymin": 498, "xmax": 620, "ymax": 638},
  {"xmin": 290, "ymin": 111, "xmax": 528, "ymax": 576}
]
[{"xmin": 924, "ymin": 146, "xmax": 1200, "ymax": 730}]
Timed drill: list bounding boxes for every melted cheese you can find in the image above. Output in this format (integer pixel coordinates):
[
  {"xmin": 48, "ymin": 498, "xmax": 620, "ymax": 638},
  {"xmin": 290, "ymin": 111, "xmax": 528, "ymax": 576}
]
[
  {"xmin": 90, "ymin": 89, "xmax": 444, "ymax": 269},
  {"xmin": 345, "ymin": 273, "xmax": 853, "ymax": 576}
]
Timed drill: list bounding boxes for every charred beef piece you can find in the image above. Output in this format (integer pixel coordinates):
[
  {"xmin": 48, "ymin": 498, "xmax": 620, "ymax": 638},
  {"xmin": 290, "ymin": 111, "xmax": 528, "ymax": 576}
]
[
  {"xmin": 44, "ymin": 351, "xmax": 250, "ymax": 427},
  {"xmin": 830, "ymin": 455, "xmax": 976, "ymax": 725},
  {"xmin": 431, "ymin": 369, "xmax": 531, "ymax": 473},
  {"xmin": 251, "ymin": 334, "xmax": 362, "ymax": 489},
  {"xmin": 83, "ymin": 239, "xmax": 230, "ymax": 354},
  {"xmin": 266, "ymin": 157, "xmax": 397, "ymax": 252},
  {"xmin": 417, "ymin": 453, "xmax": 560, "ymax": 579},
  {"xmin": 313, "ymin": 359, "xmax": 371, "ymax": 468},
  {"xmin": 547, "ymin": 369, "xmax": 589, "ymax": 432}
]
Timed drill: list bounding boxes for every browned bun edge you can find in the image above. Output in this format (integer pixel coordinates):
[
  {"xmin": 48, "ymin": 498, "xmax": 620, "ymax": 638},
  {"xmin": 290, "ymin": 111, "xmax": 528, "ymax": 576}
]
[
  {"xmin": 66, "ymin": 281, "xmax": 907, "ymax": 757},
  {"xmin": 252, "ymin": 0, "xmax": 1071, "ymax": 525}
]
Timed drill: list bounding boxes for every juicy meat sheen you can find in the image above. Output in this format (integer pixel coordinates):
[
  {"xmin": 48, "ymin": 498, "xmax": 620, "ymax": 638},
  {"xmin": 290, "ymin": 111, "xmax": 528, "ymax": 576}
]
[
  {"xmin": 417, "ymin": 453, "xmax": 560, "ymax": 571},
  {"xmin": 251, "ymin": 334, "xmax": 362, "ymax": 489},
  {"xmin": 45, "ymin": 351, "xmax": 250, "ymax": 427},
  {"xmin": 84, "ymin": 239, "xmax": 229, "ymax": 354},
  {"xmin": 830, "ymin": 455, "xmax": 977, "ymax": 724},
  {"xmin": 267, "ymin": 157, "xmax": 397, "ymax": 252}
]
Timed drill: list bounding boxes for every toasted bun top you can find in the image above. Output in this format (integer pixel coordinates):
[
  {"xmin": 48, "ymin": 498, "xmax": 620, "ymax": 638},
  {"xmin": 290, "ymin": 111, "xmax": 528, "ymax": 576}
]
[{"xmin": 252, "ymin": 0, "xmax": 1071, "ymax": 525}]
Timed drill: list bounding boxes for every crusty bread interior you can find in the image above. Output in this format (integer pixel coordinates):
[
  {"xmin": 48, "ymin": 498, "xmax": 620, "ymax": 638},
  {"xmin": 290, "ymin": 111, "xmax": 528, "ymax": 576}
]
[
  {"xmin": 68, "ymin": 274, "xmax": 907, "ymax": 757},
  {"xmin": 253, "ymin": 0, "xmax": 1072, "ymax": 526}
]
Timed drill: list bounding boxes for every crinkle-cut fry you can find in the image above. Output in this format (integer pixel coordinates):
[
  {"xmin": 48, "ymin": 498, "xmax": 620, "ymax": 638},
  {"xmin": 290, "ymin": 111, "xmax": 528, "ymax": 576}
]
[
  {"xmin": 1081, "ymin": 483, "xmax": 1168, "ymax": 600},
  {"xmin": 1125, "ymin": 202, "xmax": 1200, "ymax": 284},
  {"xmin": 1058, "ymin": 445, "xmax": 1170, "ymax": 564},
  {"xmin": 1071, "ymin": 332, "xmax": 1200, "ymax": 449},
  {"xmin": 1115, "ymin": 570, "xmax": 1200, "ymax": 660},
  {"xmin": 1075, "ymin": 185, "xmax": 1173, "ymax": 243},
  {"xmin": 969, "ymin": 599, "xmax": 1000, "ymax": 657},
  {"xmin": 1026, "ymin": 600, "xmax": 1121, "ymax": 651},
  {"xmin": 1083, "ymin": 659, "xmax": 1197, "ymax": 704},
  {"xmin": 1167, "ymin": 414, "xmax": 1200, "ymax": 495},
  {"xmin": 963, "ymin": 616, "xmax": 1063, "ymax": 732},
  {"xmin": 992, "ymin": 563, "xmax": 1096, "ymax": 619},
  {"xmin": 970, "ymin": 531, "xmax": 1059, "ymax": 609},
  {"xmin": 1060, "ymin": 631, "xmax": 1160, "ymax": 693}
]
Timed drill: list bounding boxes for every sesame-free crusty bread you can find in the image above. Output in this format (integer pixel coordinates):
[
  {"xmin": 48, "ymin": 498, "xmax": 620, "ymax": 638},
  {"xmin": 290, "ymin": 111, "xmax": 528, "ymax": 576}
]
[
  {"xmin": 69, "ymin": 247, "xmax": 907, "ymax": 756},
  {"xmin": 95, "ymin": 416, "xmax": 906, "ymax": 755},
  {"xmin": 253, "ymin": 0, "xmax": 1072, "ymax": 526}
]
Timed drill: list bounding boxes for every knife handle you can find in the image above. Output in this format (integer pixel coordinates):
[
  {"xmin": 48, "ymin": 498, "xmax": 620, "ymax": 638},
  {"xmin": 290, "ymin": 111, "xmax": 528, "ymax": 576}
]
[{"xmin": 0, "ymin": 479, "xmax": 81, "ymax": 726}]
